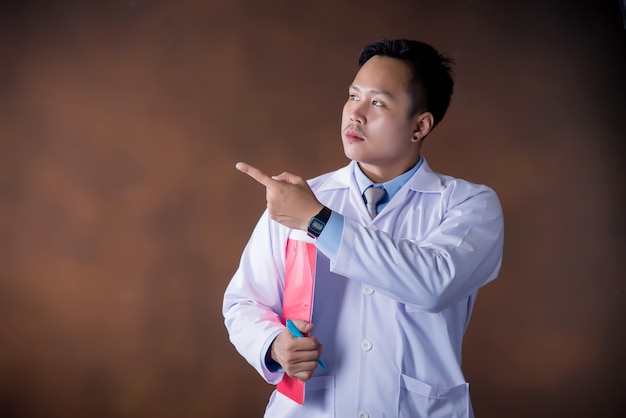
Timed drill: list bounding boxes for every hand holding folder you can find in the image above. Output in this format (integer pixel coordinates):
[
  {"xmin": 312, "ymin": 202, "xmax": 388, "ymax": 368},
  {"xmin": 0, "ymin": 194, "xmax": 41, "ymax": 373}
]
[{"xmin": 286, "ymin": 319, "xmax": 328, "ymax": 371}]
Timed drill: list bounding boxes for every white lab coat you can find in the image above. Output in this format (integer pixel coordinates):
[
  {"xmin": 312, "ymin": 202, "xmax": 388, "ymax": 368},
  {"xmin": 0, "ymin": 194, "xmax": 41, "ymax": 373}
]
[{"xmin": 223, "ymin": 158, "xmax": 504, "ymax": 418}]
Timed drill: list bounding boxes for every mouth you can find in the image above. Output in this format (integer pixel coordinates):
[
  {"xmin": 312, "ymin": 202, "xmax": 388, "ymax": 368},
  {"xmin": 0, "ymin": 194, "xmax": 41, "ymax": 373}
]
[{"xmin": 343, "ymin": 127, "xmax": 365, "ymax": 142}]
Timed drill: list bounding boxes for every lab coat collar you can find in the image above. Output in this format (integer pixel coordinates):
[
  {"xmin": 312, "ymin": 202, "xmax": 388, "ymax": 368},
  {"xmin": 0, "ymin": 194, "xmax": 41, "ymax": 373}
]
[{"xmin": 316, "ymin": 158, "xmax": 444, "ymax": 193}]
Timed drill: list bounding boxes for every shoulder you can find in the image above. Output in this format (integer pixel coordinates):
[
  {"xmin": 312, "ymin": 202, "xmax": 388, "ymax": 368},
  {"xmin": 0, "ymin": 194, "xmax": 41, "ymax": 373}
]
[
  {"xmin": 418, "ymin": 159, "xmax": 498, "ymax": 192},
  {"xmin": 416, "ymin": 160, "xmax": 501, "ymax": 210},
  {"xmin": 306, "ymin": 163, "xmax": 353, "ymax": 192}
]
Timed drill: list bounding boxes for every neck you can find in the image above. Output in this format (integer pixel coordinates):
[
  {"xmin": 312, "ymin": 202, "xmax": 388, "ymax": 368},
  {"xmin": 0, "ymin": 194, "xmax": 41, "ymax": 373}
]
[{"xmin": 358, "ymin": 155, "xmax": 421, "ymax": 183}]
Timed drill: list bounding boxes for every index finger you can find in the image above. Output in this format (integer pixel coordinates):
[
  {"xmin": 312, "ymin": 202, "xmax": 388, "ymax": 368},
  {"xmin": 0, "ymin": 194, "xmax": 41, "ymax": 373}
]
[{"xmin": 235, "ymin": 161, "xmax": 274, "ymax": 187}]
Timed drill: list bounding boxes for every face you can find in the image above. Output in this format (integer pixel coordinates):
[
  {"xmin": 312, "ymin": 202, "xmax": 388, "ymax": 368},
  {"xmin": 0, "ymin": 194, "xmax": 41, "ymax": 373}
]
[{"xmin": 341, "ymin": 56, "xmax": 424, "ymax": 183}]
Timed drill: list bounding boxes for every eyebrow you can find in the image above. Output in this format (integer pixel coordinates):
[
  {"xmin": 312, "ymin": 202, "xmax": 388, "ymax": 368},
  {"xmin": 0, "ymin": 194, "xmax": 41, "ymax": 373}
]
[{"xmin": 349, "ymin": 85, "xmax": 394, "ymax": 99}]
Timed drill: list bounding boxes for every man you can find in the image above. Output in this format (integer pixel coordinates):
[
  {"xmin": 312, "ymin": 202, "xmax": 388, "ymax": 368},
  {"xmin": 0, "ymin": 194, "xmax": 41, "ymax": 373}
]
[{"xmin": 223, "ymin": 39, "xmax": 504, "ymax": 418}]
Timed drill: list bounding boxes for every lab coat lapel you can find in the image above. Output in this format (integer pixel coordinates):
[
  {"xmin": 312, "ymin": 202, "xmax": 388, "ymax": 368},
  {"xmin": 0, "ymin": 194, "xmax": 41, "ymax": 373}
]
[
  {"xmin": 375, "ymin": 158, "xmax": 444, "ymax": 218},
  {"xmin": 316, "ymin": 162, "xmax": 370, "ymax": 221}
]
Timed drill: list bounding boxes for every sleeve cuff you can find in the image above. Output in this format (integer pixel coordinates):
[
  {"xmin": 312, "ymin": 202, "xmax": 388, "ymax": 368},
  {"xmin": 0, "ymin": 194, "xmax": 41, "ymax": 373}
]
[
  {"xmin": 260, "ymin": 328, "xmax": 285, "ymax": 378},
  {"xmin": 315, "ymin": 211, "xmax": 343, "ymax": 259}
]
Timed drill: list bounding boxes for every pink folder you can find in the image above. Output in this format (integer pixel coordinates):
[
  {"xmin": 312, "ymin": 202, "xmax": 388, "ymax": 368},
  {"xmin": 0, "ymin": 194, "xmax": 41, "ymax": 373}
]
[{"xmin": 276, "ymin": 238, "xmax": 317, "ymax": 405}]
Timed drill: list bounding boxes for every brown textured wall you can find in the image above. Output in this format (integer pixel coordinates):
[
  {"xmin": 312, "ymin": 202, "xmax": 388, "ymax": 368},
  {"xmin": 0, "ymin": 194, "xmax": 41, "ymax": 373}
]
[{"xmin": 1, "ymin": 1, "xmax": 625, "ymax": 417}]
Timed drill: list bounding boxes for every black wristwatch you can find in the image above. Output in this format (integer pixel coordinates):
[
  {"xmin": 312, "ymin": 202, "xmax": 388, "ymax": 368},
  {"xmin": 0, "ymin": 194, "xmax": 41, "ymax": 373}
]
[{"xmin": 307, "ymin": 206, "xmax": 332, "ymax": 239}]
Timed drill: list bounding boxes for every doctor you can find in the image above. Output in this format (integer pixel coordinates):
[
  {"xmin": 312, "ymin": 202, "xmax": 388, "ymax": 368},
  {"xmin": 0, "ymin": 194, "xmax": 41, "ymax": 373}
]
[{"xmin": 223, "ymin": 39, "xmax": 504, "ymax": 417}]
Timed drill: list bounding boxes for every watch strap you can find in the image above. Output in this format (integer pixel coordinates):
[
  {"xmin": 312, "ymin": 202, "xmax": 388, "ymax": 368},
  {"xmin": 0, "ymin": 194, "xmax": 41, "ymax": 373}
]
[{"xmin": 307, "ymin": 206, "xmax": 332, "ymax": 239}]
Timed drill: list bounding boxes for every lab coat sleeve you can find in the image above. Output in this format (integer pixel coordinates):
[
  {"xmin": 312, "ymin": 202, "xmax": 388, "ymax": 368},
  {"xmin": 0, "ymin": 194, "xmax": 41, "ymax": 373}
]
[
  {"xmin": 329, "ymin": 182, "xmax": 504, "ymax": 312},
  {"xmin": 222, "ymin": 210, "xmax": 288, "ymax": 384}
]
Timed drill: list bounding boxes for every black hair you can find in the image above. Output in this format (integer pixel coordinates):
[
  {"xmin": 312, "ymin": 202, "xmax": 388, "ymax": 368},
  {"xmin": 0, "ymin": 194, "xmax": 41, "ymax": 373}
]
[{"xmin": 358, "ymin": 39, "xmax": 455, "ymax": 127}]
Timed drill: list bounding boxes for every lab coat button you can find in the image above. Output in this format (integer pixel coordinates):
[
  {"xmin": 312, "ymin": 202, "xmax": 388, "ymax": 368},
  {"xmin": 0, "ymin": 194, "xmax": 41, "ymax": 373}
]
[
  {"xmin": 360, "ymin": 340, "xmax": 373, "ymax": 351},
  {"xmin": 358, "ymin": 412, "xmax": 369, "ymax": 418},
  {"xmin": 362, "ymin": 286, "xmax": 374, "ymax": 295}
]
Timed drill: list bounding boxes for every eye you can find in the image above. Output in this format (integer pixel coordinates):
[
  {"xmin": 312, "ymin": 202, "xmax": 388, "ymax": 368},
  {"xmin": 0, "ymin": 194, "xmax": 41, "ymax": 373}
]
[
  {"xmin": 349, "ymin": 94, "xmax": 360, "ymax": 101},
  {"xmin": 372, "ymin": 99, "xmax": 385, "ymax": 107}
]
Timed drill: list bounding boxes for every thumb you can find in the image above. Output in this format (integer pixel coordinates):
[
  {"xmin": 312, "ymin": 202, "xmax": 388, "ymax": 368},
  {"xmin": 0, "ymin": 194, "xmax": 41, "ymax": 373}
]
[
  {"xmin": 290, "ymin": 319, "xmax": 314, "ymax": 334},
  {"xmin": 272, "ymin": 172, "xmax": 302, "ymax": 185}
]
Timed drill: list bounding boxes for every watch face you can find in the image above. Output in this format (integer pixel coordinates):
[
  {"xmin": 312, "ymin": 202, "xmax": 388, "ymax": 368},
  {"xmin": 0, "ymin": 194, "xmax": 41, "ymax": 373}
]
[{"xmin": 310, "ymin": 219, "xmax": 324, "ymax": 231}]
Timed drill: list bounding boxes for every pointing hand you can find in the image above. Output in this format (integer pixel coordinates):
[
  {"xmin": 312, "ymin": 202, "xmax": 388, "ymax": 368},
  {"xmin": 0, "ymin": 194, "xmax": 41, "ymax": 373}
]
[{"xmin": 235, "ymin": 162, "xmax": 323, "ymax": 230}]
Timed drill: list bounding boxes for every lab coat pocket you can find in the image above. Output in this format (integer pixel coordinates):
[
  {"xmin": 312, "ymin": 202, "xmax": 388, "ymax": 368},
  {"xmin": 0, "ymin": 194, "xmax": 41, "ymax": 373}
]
[
  {"xmin": 268, "ymin": 375, "xmax": 335, "ymax": 418},
  {"xmin": 304, "ymin": 375, "xmax": 336, "ymax": 417},
  {"xmin": 398, "ymin": 374, "xmax": 469, "ymax": 418},
  {"xmin": 402, "ymin": 302, "xmax": 428, "ymax": 313}
]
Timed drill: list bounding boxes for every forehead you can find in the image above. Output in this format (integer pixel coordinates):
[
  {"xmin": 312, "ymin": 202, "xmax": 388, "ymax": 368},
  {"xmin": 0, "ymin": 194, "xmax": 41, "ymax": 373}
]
[{"xmin": 351, "ymin": 56, "xmax": 412, "ymax": 94}]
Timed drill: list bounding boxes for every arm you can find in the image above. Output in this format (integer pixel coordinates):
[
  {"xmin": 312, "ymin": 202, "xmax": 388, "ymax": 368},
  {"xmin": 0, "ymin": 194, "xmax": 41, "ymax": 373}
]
[
  {"xmin": 233, "ymin": 162, "xmax": 503, "ymax": 316},
  {"xmin": 328, "ymin": 183, "xmax": 504, "ymax": 312},
  {"xmin": 222, "ymin": 210, "xmax": 287, "ymax": 384},
  {"xmin": 222, "ymin": 211, "xmax": 324, "ymax": 383}
]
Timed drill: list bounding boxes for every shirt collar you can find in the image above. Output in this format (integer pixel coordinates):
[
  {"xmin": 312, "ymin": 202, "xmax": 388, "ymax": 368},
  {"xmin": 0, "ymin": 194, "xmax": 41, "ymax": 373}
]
[{"xmin": 353, "ymin": 156, "xmax": 424, "ymax": 199}]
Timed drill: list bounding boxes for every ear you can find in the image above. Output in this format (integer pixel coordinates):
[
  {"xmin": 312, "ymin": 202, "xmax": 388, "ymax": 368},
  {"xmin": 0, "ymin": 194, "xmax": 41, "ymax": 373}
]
[{"xmin": 411, "ymin": 112, "xmax": 434, "ymax": 141}]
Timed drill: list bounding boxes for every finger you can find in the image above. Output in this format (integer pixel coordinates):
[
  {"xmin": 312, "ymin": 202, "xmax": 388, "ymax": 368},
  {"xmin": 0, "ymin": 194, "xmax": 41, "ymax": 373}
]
[
  {"xmin": 291, "ymin": 369, "xmax": 315, "ymax": 382},
  {"xmin": 290, "ymin": 319, "xmax": 314, "ymax": 335},
  {"xmin": 271, "ymin": 172, "xmax": 303, "ymax": 185},
  {"xmin": 235, "ymin": 162, "xmax": 274, "ymax": 187},
  {"xmin": 292, "ymin": 337, "xmax": 320, "ymax": 352}
]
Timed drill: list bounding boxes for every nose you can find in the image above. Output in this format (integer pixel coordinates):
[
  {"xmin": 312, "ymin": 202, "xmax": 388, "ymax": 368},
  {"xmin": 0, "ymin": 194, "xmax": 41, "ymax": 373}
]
[{"xmin": 346, "ymin": 100, "xmax": 366, "ymax": 124}]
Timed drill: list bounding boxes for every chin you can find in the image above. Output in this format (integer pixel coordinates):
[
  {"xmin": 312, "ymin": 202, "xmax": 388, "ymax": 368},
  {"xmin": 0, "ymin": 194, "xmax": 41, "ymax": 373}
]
[
  {"xmin": 341, "ymin": 145, "xmax": 360, "ymax": 161},
  {"xmin": 345, "ymin": 154, "xmax": 372, "ymax": 166}
]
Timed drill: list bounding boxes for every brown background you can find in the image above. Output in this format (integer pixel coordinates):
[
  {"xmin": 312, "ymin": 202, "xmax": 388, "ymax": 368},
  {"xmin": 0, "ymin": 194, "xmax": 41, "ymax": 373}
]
[{"xmin": 1, "ymin": 0, "xmax": 625, "ymax": 417}]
